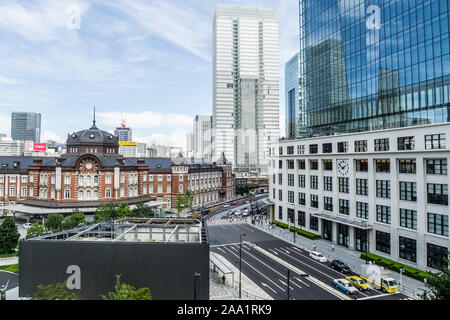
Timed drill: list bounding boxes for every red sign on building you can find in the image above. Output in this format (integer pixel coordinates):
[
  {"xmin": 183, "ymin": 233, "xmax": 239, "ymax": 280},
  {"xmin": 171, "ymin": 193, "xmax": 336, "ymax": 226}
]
[{"xmin": 33, "ymin": 143, "xmax": 47, "ymax": 152}]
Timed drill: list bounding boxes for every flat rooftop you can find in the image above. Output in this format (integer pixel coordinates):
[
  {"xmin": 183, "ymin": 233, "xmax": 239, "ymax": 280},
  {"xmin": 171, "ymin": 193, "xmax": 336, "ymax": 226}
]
[{"xmin": 27, "ymin": 218, "xmax": 208, "ymax": 244}]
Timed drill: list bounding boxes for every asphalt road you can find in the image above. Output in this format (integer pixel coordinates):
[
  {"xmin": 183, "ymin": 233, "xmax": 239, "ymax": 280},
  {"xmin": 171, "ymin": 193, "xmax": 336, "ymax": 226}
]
[{"xmin": 207, "ymin": 222, "xmax": 414, "ymax": 301}]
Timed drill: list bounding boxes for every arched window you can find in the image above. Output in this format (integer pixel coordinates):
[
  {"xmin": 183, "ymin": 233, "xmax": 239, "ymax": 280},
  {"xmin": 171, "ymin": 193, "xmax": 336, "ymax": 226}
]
[
  {"xmin": 86, "ymin": 175, "xmax": 92, "ymax": 185},
  {"xmin": 94, "ymin": 175, "xmax": 99, "ymax": 184},
  {"xmin": 86, "ymin": 190, "xmax": 91, "ymax": 199},
  {"xmin": 93, "ymin": 189, "xmax": 99, "ymax": 200},
  {"xmin": 78, "ymin": 190, "xmax": 84, "ymax": 200}
]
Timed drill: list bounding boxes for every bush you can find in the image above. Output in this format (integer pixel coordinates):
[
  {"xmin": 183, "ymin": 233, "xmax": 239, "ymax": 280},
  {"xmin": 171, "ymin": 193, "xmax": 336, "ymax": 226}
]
[
  {"xmin": 274, "ymin": 221, "xmax": 321, "ymax": 240},
  {"xmin": 360, "ymin": 252, "xmax": 433, "ymax": 282},
  {"xmin": 0, "ymin": 217, "xmax": 20, "ymax": 254}
]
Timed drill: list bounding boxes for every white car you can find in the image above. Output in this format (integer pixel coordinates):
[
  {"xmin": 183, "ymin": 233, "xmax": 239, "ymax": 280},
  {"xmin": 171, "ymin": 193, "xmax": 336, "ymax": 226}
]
[
  {"xmin": 309, "ymin": 251, "xmax": 327, "ymax": 263},
  {"xmin": 234, "ymin": 210, "xmax": 242, "ymax": 216},
  {"xmin": 23, "ymin": 223, "xmax": 32, "ymax": 229},
  {"xmin": 333, "ymin": 279, "xmax": 359, "ymax": 295},
  {"xmin": 223, "ymin": 204, "xmax": 230, "ymax": 208}
]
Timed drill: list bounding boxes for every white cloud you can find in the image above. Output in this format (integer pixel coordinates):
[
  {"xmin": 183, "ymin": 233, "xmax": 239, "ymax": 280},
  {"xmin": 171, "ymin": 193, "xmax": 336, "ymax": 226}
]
[
  {"xmin": 41, "ymin": 130, "xmax": 64, "ymax": 143},
  {"xmin": 0, "ymin": 0, "xmax": 89, "ymax": 42},
  {"xmin": 97, "ymin": 111, "xmax": 193, "ymax": 130},
  {"xmin": 0, "ymin": 114, "xmax": 11, "ymax": 137},
  {"xmin": 0, "ymin": 76, "xmax": 18, "ymax": 85}
]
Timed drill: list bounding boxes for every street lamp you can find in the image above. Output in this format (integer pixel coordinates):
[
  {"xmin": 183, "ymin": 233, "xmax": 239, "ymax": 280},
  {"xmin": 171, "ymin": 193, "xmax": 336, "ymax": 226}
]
[
  {"xmin": 193, "ymin": 272, "xmax": 201, "ymax": 300},
  {"xmin": 239, "ymin": 233, "xmax": 247, "ymax": 299}
]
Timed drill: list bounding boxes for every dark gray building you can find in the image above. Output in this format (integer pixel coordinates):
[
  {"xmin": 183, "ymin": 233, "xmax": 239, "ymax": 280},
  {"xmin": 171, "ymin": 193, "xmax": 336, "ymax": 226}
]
[
  {"xmin": 11, "ymin": 112, "xmax": 41, "ymax": 143},
  {"xmin": 19, "ymin": 218, "xmax": 210, "ymax": 300}
]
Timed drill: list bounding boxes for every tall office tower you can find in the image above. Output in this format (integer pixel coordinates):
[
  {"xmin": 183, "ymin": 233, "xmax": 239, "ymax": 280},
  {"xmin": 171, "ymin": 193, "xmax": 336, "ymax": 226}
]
[
  {"xmin": 285, "ymin": 53, "xmax": 307, "ymax": 139},
  {"xmin": 193, "ymin": 115, "xmax": 213, "ymax": 159},
  {"xmin": 114, "ymin": 119, "xmax": 132, "ymax": 142},
  {"xmin": 213, "ymin": 5, "xmax": 280, "ymax": 173},
  {"xmin": 11, "ymin": 112, "xmax": 41, "ymax": 143},
  {"xmin": 298, "ymin": 0, "xmax": 450, "ymax": 138},
  {"xmin": 186, "ymin": 132, "xmax": 194, "ymax": 154}
]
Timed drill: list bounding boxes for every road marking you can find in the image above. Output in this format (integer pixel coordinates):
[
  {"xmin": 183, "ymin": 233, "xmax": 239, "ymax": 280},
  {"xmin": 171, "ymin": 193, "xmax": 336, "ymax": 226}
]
[
  {"xmin": 278, "ymin": 279, "xmax": 295, "ymax": 291},
  {"xmin": 221, "ymin": 246, "xmax": 285, "ymax": 293},
  {"xmin": 268, "ymin": 249, "xmax": 279, "ymax": 255},
  {"xmin": 261, "ymin": 283, "xmax": 277, "ymax": 294},
  {"xmin": 358, "ymin": 292, "xmax": 392, "ymax": 300},
  {"xmin": 216, "ymin": 247, "xmax": 226, "ymax": 254},
  {"xmin": 294, "ymin": 277, "xmax": 310, "ymax": 287}
]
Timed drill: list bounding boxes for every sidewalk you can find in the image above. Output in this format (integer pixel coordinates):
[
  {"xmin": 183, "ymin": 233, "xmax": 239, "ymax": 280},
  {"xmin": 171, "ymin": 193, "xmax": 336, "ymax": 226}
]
[
  {"xmin": 251, "ymin": 220, "xmax": 427, "ymax": 299},
  {"xmin": 0, "ymin": 257, "xmax": 18, "ymax": 267},
  {"xmin": 209, "ymin": 253, "xmax": 272, "ymax": 300}
]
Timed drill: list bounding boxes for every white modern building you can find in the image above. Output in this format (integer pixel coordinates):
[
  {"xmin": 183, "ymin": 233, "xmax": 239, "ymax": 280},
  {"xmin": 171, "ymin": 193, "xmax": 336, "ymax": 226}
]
[
  {"xmin": 269, "ymin": 123, "xmax": 449, "ymax": 272},
  {"xmin": 193, "ymin": 115, "xmax": 212, "ymax": 160},
  {"xmin": 213, "ymin": 5, "xmax": 280, "ymax": 173},
  {"xmin": 0, "ymin": 138, "xmax": 24, "ymax": 156}
]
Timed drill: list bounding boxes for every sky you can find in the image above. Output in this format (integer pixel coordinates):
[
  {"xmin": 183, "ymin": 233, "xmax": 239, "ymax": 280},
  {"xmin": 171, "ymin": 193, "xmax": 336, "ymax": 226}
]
[{"xmin": 0, "ymin": 0, "xmax": 299, "ymax": 150}]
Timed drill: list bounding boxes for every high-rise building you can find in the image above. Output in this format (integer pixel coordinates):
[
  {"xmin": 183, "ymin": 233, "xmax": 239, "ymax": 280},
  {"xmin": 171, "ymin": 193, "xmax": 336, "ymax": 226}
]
[
  {"xmin": 0, "ymin": 137, "xmax": 24, "ymax": 156},
  {"xmin": 297, "ymin": 0, "xmax": 450, "ymax": 138},
  {"xmin": 11, "ymin": 112, "xmax": 41, "ymax": 143},
  {"xmin": 193, "ymin": 115, "xmax": 212, "ymax": 159},
  {"xmin": 285, "ymin": 53, "xmax": 307, "ymax": 139},
  {"xmin": 114, "ymin": 120, "xmax": 132, "ymax": 142},
  {"xmin": 186, "ymin": 132, "xmax": 194, "ymax": 154},
  {"xmin": 213, "ymin": 5, "xmax": 280, "ymax": 173},
  {"xmin": 270, "ymin": 0, "xmax": 450, "ymax": 274}
]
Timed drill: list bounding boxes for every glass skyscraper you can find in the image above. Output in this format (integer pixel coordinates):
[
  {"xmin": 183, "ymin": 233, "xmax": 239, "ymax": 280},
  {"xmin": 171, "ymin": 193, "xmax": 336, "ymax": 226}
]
[
  {"xmin": 297, "ymin": 0, "xmax": 450, "ymax": 138},
  {"xmin": 11, "ymin": 112, "xmax": 41, "ymax": 143}
]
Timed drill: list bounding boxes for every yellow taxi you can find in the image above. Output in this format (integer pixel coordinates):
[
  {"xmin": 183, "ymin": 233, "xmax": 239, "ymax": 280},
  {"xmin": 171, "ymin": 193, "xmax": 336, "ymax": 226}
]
[{"xmin": 346, "ymin": 276, "xmax": 370, "ymax": 292}]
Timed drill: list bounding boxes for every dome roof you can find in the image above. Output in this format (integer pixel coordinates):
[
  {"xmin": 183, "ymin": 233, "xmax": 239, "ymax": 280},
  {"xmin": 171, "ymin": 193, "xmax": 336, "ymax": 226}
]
[{"xmin": 67, "ymin": 126, "xmax": 118, "ymax": 145}]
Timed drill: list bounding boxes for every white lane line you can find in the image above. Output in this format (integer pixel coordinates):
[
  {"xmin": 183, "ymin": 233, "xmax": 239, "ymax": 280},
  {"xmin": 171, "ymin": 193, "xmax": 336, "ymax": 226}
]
[
  {"xmin": 268, "ymin": 249, "xmax": 279, "ymax": 255},
  {"xmin": 278, "ymin": 279, "xmax": 295, "ymax": 291},
  {"xmin": 293, "ymin": 277, "xmax": 310, "ymax": 287},
  {"xmin": 261, "ymin": 283, "xmax": 277, "ymax": 294},
  {"xmin": 358, "ymin": 292, "xmax": 392, "ymax": 300},
  {"xmin": 221, "ymin": 246, "xmax": 285, "ymax": 293},
  {"xmin": 216, "ymin": 247, "xmax": 226, "ymax": 254}
]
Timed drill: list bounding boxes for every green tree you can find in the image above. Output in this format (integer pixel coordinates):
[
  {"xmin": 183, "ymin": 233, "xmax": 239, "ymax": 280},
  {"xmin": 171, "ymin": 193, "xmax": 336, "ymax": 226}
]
[
  {"xmin": 420, "ymin": 253, "xmax": 450, "ymax": 300},
  {"xmin": 102, "ymin": 274, "xmax": 152, "ymax": 300},
  {"xmin": 44, "ymin": 214, "xmax": 64, "ymax": 232},
  {"xmin": 63, "ymin": 211, "xmax": 86, "ymax": 229},
  {"xmin": 94, "ymin": 203, "xmax": 117, "ymax": 222},
  {"xmin": 32, "ymin": 282, "xmax": 77, "ymax": 300},
  {"xmin": 0, "ymin": 217, "xmax": 20, "ymax": 254},
  {"xmin": 133, "ymin": 203, "xmax": 149, "ymax": 217},
  {"xmin": 176, "ymin": 193, "xmax": 186, "ymax": 213},
  {"xmin": 26, "ymin": 222, "xmax": 46, "ymax": 239},
  {"xmin": 117, "ymin": 202, "xmax": 133, "ymax": 218},
  {"xmin": 243, "ymin": 184, "xmax": 251, "ymax": 195},
  {"xmin": 184, "ymin": 190, "xmax": 194, "ymax": 209}
]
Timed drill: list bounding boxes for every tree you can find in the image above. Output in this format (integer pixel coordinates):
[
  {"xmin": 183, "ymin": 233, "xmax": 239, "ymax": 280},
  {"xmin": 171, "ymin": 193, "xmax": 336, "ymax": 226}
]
[
  {"xmin": 32, "ymin": 282, "xmax": 77, "ymax": 300},
  {"xmin": 420, "ymin": 253, "xmax": 450, "ymax": 300},
  {"xmin": 0, "ymin": 217, "xmax": 20, "ymax": 254},
  {"xmin": 243, "ymin": 184, "xmax": 251, "ymax": 195},
  {"xmin": 26, "ymin": 222, "xmax": 46, "ymax": 239},
  {"xmin": 44, "ymin": 214, "xmax": 64, "ymax": 232},
  {"xmin": 176, "ymin": 193, "xmax": 186, "ymax": 213},
  {"xmin": 94, "ymin": 203, "xmax": 117, "ymax": 222},
  {"xmin": 102, "ymin": 274, "xmax": 152, "ymax": 300},
  {"xmin": 184, "ymin": 190, "xmax": 194, "ymax": 209},
  {"xmin": 133, "ymin": 203, "xmax": 149, "ymax": 217},
  {"xmin": 63, "ymin": 211, "xmax": 86, "ymax": 229},
  {"xmin": 117, "ymin": 202, "xmax": 133, "ymax": 218}
]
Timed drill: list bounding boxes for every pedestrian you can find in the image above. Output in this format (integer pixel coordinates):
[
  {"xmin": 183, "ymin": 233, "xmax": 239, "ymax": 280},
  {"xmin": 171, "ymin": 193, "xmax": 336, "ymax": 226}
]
[
  {"xmin": 222, "ymin": 275, "xmax": 226, "ymax": 285},
  {"xmin": 313, "ymin": 244, "xmax": 317, "ymax": 251},
  {"xmin": 331, "ymin": 244, "xmax": 335, "ymax": 251}
]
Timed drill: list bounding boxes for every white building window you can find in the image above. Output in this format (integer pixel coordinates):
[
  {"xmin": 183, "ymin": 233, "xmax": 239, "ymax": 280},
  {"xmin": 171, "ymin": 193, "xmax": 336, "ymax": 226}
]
[
  {"xmin": 65, "ymin": 174, "xmax": 71, "ymax": 185},
  {"xmin": 78, "ymin": 190, "xmax": 84, "ymax": 200},
  {"xmin": 21, "ymin": 187, "xmax": 27, "ymax": 197},
  {"xmin": 64, "ymin": 188, "xmax": 71, "ymax": 199},
  {"xmin": 9, "ymin": 186, "xmax": 16, "ymax": 197},
  {"xmin": 149, "ymin": 175, "xmax": 153, "ymax": 181},
  {"xmin": 105, "ymin": 188, "xmax": 111, "ymax": 198},
  {"xmin": 179, "ymin": 175, "xmax": 183, "ymax": 182},
  {"xmin": 93, "ymin": 189, "xmax": 99, "ymax": 200},
  {"xmin": 179, "ymin": 185, "xmax": 184, "ymax": 194},
  {"xmin": 167, "ymin": 175, "xmax": 171, "ymax": 182},
  {"xmin": 157, "ymin": 184, "xmax": 163, "ymax": 194},
  {"xmin": 120, "ymin": 187, "xmax": 125, "ymax": 197},
  {"xmin": 149, "ymin": 185, "xmax": 154, "ymax": 193},
  {"xmin": 167, "ymin": 185, "xmax": 171, "ymax": 193},
  {"xmin": 121, "ymin": 173, "xmax": 125, "ymax": 184},
  {"xmin": 105, "ymin": 174, "xmax": 111, "ymax": 185},
  {"xmin": 21, "ymin": 176, "xmax": 28, "ymax": 183},
  {"xmin": 0, "ymin": 176, "xmax": 4, "ymax": 183},
  {"xmin": 158, "ymin": 175, "xmax": 163, "ymax": 182},
  {"xmin": 10, "ymin": 176, "xmax": 16, "ymax": 183}
]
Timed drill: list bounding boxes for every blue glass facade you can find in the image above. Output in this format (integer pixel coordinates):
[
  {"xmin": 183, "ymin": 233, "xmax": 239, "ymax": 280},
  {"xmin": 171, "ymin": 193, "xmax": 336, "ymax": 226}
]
[
  {"xmin": 298, "ymin": 0, "xmax": 450, "ymax": 137},
  {"xmin": 285, "ymin": 53, "xmax": 305, "ymax": 139}
]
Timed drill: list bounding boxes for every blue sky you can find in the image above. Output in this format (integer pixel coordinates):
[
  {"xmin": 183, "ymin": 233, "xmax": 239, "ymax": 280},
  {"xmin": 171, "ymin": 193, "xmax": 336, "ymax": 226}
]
[{"xmin": 0, "ymin": 0, "xmax": 299, "ymax": 149}]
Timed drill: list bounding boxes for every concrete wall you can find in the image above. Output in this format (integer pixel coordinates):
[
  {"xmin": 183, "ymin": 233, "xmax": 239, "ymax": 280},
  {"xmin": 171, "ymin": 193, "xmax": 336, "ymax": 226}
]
[{"xmin": 19, "ymin": 240, "xmax": 209, "ymax": 300}]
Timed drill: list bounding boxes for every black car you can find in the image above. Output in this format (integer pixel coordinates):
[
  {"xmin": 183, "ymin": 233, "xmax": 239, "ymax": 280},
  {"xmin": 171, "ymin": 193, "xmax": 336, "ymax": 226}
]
[{"xmin": 331, "ymin": 260, "xmax": 351, "ymax": 274}]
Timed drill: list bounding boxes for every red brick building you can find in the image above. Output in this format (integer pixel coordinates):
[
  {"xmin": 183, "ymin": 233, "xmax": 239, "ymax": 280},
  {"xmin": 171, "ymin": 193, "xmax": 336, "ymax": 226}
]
[{"xmin": 0, "ymin": 122, "xmax": 235, "ymax": 215}]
